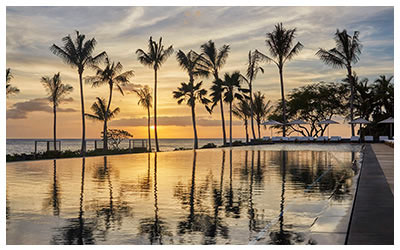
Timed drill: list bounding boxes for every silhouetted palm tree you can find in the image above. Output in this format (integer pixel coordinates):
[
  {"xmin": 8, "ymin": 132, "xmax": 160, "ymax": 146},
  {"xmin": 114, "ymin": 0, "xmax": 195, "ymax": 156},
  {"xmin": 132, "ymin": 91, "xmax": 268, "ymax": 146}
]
[
  {"xmin": 174, "ymin": 50, "xmax": 210, "ymax": 149},
  {"xmin": 85, "ymin": 97, "xmax": 120, "ymax": 146},
  {"xmin": 221, "ymin": 72, "xmax": 247, "ymax": 146},
  {"xmin": 173, "ymin": 81, "xmax": 210, "ymax": 149},
  {"xmin": 133, "ymin": 86, "xmax": 153, "ymax": 151},
  {"xmin": 256, "ymin": 23, "xmax": 303, "ymax": 137},
  {"xmin": 41, "ymin": 73, "xmax": 73, "ymax": 151},
  {"xmin": 86, "ymin": 57, "xmax": 134, "ymax": 150},
  {"xmin": 51, "ymin": 31, "xmax": 107, "ymax": 154},
  {"xmin": 201, "ymin": 40, "xmax": 230, "ymax": 146},
  {"xmin": 253, "ymin": 91, "xmax": 272, "ymax": 138},
  {"xmin": 373, "ymin": 75, "xmax": 393, "ymax": 117},
  {"xmin": 6, "ymin": 68, "xmax": 20, "ymax": 97},
  {"xmin": 316, "ymin": 29, "xmax": 362, "ymax": 136},
  {"xmin": 242, "ymin": 51, "xmax": 264, "ymax": 140},
  {"xmin": 136, "ymin": 37, "xmax": 174, "ymax": 152},
  {"xmin": 232, "ymin": 99, "xmax": 251, "ymax": 143}
]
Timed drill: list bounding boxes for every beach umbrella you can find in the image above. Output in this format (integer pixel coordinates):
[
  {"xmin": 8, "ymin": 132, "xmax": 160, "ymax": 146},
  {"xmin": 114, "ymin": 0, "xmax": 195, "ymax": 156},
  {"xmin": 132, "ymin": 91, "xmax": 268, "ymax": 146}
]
[
  {"xmin": 318, "ymin": 119, "xmax": 339, "ymax": 137},
  {"xmin": 349, "ymin": 118, "xmax": 370, "ymax": 136},
  {"xmin": 378, "ymin": 117, "xmax": 394, "ymax": 138},
  {"xmin": 261, "ymin": 120, "xmax": 283, "ymax": 137},
  {"xmin": 287, "ymin": 120, "xmax": 307, "ymax": 136}
]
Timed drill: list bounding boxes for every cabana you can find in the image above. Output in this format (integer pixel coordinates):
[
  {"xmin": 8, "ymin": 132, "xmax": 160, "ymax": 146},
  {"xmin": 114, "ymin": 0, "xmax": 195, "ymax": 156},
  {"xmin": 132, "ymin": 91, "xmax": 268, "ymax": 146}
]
[{"xmin": 378, "ymin": 117, "xmax": 394, "ymax": 139}]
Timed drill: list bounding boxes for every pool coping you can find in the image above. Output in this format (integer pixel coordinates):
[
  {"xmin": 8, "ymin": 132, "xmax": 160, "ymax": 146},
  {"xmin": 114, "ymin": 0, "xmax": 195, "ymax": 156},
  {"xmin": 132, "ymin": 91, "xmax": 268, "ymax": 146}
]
[{"xmin": 345, "ymin": 144, "xmax": 394, "ymax": 245}]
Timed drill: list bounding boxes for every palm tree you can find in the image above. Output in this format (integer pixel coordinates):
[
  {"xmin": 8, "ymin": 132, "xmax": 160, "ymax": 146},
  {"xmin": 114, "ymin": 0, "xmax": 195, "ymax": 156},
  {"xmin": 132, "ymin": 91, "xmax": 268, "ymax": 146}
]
[
  {"xmin": 41, "ymin": 73, "xmax": 73, "ymax": 151},
  {"xmin": 232, "ymin": 99, "xmax": 251, "ymax": 143},
  {"xmin": 201, "ymin": 40, "xmax": 230, "ymax": 146},
  {"xmin": 136, "ymin": 37, "xmax": 174, "ymax": 152},
  {"xmin": 222, "ymin": 72, "xmax": 247, "ymax": 147},
  {"xmin": 252, "ymin": 91, "xmax": 272, "ymax": 139},
  {"xmin": 85, "ymin": 97, "xmax": 120, "ymax": 148},
  {"xmin": 86, "ymin": 57, "xmax": 134, "ymax": 151},
  {"xmin": 241, "ymin": 51, "xmax": 264, "ymax": 140},
  {"xmin": 133, "ymin": 86, "xmax": 153, "ymax": 152},
  {"xmin": 50, "ymin": 31, "xmax": 106, "ymax": 154},
  {"xmin": 256, "ymin": 23, "xmax": 303, "ymax": 137},
  {"xmin": 173, "ymin": 81, "xmax": 210, "ymax": 149},
  {"xmin": 316, "ymin": 29, "xmax": 362, "ymax": 136},
  {"xmin": 6, "ymin": 68, "xmax": 20, "ymax": 97},
  {"xmin": 373, "ymin": 75, "xmax": 394, "ymax": 117}
]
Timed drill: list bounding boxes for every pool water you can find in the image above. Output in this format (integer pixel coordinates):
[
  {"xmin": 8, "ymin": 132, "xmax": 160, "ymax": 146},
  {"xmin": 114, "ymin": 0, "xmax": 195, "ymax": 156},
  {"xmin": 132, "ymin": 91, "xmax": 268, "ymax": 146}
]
[{"xmin": 6, "ymin": 144, "xmax": 362, "ymax": 245}]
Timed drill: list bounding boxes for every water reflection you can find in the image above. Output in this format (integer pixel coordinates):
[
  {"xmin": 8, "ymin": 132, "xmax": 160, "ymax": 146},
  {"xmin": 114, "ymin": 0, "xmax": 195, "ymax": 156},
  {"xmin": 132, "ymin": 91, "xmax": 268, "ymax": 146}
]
[
  {"xmin": 269, "ymin": 151, "xmax": 305, "ymax": 245},
  {"xmin": 139, "ymin": 153, "xmax": 171, "ymax": 244},
  {"xmin": 51, "ymin": 158, "xmax": 96, "ymax": 245},
  {"xmin": 43, "ymin": 160, "xmax": 61, "ymax": 216},
  {"xmin": 7, "ymin": 145, "xmax": 361, "ymax": 245},
  {"xmin": 174, "ymin": 150, "xmax": 229, "ymax": 244}
]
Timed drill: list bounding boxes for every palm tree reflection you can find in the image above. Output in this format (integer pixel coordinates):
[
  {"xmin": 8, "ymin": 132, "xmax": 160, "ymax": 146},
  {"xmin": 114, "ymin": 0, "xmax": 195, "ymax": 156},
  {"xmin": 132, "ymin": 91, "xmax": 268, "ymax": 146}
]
[
  {"xmin": 174, "ymin": 150, "xmax": 229, "ymax": 244},
  {"xmin": 225, "ymin": 149, "xmax": 241, "ymax": 218},
  {"xmin": 269, "ymin": 151, "xmax": 304, "ymax": 245},
  {"xmin": 51, "ymin": 158, "xmax": 95, "ymax": 244},
  {"xmin": 43, "ymin": 160, "xmax": 61, "ymax": 216},
  {"xmin": 139, "ymin": 153, "xmax": 171, "ymax": 244}
]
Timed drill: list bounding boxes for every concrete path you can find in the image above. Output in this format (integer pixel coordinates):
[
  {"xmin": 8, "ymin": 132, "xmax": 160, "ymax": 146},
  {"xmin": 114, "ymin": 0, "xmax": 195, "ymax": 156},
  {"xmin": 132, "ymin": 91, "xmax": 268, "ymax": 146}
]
[
  {"xmin": 371, "ymin": 144, "xmax": 394, "ymax": 194},
  {"xmin": 346, "ymin": 144, "xmax": 394, "ymax": 245}
]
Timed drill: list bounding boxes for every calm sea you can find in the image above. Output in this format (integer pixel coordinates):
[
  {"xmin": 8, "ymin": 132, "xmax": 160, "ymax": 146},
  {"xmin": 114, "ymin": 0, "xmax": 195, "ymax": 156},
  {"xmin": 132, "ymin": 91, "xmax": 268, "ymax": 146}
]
[{"xmin": 6, "ymin": 138, "xmax": 245, "ymax": 155}]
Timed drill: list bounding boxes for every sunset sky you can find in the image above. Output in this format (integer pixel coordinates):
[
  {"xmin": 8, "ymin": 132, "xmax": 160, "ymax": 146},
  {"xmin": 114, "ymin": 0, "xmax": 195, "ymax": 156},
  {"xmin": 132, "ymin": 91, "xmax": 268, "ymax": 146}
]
[{"xmin": 6, "ymin": 6, "xmax": 394, "ymax": 139}]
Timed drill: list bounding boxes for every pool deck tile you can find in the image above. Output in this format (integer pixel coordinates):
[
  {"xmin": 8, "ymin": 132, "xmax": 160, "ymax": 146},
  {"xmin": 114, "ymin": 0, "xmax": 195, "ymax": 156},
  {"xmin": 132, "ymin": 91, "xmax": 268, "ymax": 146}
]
[{"xmin": 346, "ymin": 144, "xmax": 394, "ymax": 245}]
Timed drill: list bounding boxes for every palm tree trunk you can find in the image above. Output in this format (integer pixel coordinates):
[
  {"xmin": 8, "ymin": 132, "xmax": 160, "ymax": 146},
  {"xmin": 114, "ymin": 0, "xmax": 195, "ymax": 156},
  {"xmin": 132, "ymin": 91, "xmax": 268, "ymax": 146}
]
[
  {"xmin": 147, "ymin": 107, "xmax": 152, "ymax": 152},
  {"xmin": 104, "ymin": 84, "xmax": 113, "ymax": 151},
  {"xmin": 245, "ymin": 118, "xmax": 249, "ymax": 143},
  {"xmin": 279, "ymin": 66, "xmax": 287, "ymax": 137},
  {"xmin": 347, "ymin": 66, "xmax": 355, "ymax": 136},
  {"xmin": 53, "ymin": 103, "xmax": 57, "ymax": 151},
  {"xmin": 191, "ymin": 103, "xmax": 198, "ymax": 149},
  {"xmin": 257, "ymin": 120, "xmax": 261, "ymax": 139},
  {"xmin": 220, "ymin": 97, "xmax": 227, "ymax": 146},
  {"xmin": 229, "ymin": 101, "xmax": 233, "ymax": 147},
  {"xmin": 249, "ymin": 82, "xmax": 256, "ymax": 140},
  {"xmin": 78, "ymin": 71, "xmax": 86, "ymax": 155},
  {"xmin": 154, "ymin": 68, "xmax": 160, "ymax": 152}
]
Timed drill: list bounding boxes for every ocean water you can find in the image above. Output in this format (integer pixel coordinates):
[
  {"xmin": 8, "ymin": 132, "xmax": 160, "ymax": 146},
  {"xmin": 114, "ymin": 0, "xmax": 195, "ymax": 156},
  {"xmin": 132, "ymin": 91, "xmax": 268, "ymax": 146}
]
[{"xmin": 6, "ymin": 138, "xmax": 245, "ymax": 155}]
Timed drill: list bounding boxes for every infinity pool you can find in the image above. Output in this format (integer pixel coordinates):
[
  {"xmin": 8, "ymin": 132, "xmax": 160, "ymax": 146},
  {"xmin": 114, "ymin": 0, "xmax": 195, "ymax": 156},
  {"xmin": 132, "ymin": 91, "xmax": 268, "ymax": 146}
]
[{"xmin": 6, "ymin": 144, "xmax": 362, "ymax": 245}]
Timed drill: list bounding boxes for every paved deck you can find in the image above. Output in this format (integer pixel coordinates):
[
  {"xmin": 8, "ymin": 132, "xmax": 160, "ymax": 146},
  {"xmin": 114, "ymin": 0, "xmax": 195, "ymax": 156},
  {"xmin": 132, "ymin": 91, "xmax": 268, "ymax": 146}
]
[
  {"xmin": 346, "ymin": 144, "xmax": 394, "ymax": 245},
  {"xmin": 371, "ymin": 144, "xmax": 394, "ymax": 194}
]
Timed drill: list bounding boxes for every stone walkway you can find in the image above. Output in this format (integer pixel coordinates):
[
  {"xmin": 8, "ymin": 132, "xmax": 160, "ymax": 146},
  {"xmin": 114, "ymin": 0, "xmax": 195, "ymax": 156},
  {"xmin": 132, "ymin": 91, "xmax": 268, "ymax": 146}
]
[
  {"xmin": 346, "ymin": 144, "xmax": 394, "ymax": 245},
  {"xmin": 371, "ymin": 144, "xmax": 394, "ymax": 194}
]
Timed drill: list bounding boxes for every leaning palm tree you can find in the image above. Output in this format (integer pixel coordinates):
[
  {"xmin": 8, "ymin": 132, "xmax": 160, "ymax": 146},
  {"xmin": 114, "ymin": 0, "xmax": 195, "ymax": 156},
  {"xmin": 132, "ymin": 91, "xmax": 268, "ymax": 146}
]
[
  {"xmin": 232, "ymin": 99, "xmax": 251, "ymax": 143},
  {"xmin": 85, "ymin": 97, "xmax": 120, "ymax": 148},
  {"xmin": 255, "ymin": 23, "xmax": 303, "ymax": 137},
  {"xmin": 86, "ymin": 57, "xmax": 134, "ymax": 151},
  {"xmin": 41, "ymin": 73, "xmax": 73, "ymax": 151},
  {"xmin": 136, "ymin": 37, "xmax": 174, "ymax": 152},
  {"xmin": 316, "ymin": 29, "xmax": 362, "ymax": 136},
  {"xmin": 222, "ymin": 72, "xmax": 247, "ymax": 147},
  {"xmin": 201, "ymin": 40, "xmax": 230, "ymax": 146},
  {"xmin": 133, "ymin": 85, "xmax": 153, "ymax": 151},
  {"xmin": 252, "ymin": 91, "xmax": 272, "ymax": 139},
  {"xmin": 173, "ymin": 81, "xmax": 211, "ymax": 149},
  {"xmin": 6, "ymin": 68, "xmax": 20, "ymax": 97},
  {"xmin": 50, "ymin": 31, "xmax": 107, "ymax": 154},
  {"xmin": 241, "ymin": 51, "xmax": 264, "ymax": 140}
]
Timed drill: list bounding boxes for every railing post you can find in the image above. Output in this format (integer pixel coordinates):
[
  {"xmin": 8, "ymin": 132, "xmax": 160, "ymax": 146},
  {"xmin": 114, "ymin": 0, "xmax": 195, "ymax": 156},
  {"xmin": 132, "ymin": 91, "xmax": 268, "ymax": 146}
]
[
  {"xmin": 142, "ymin": 139, "xmax": 144, "ymax": 148},
  {"xmin": 59, "ymin": 141, "xmax": 61, "ymax": 151},
  {"xmin": 95, "ymin": 140, "xmax": 97, "ymax": 150},
  {"xmin": 34, "ymin": 141, "xmax": 37, "ymax": 155},
  {"xmin": 47, "ymin": 141, "xmax": 50, "ymax": 152}
]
